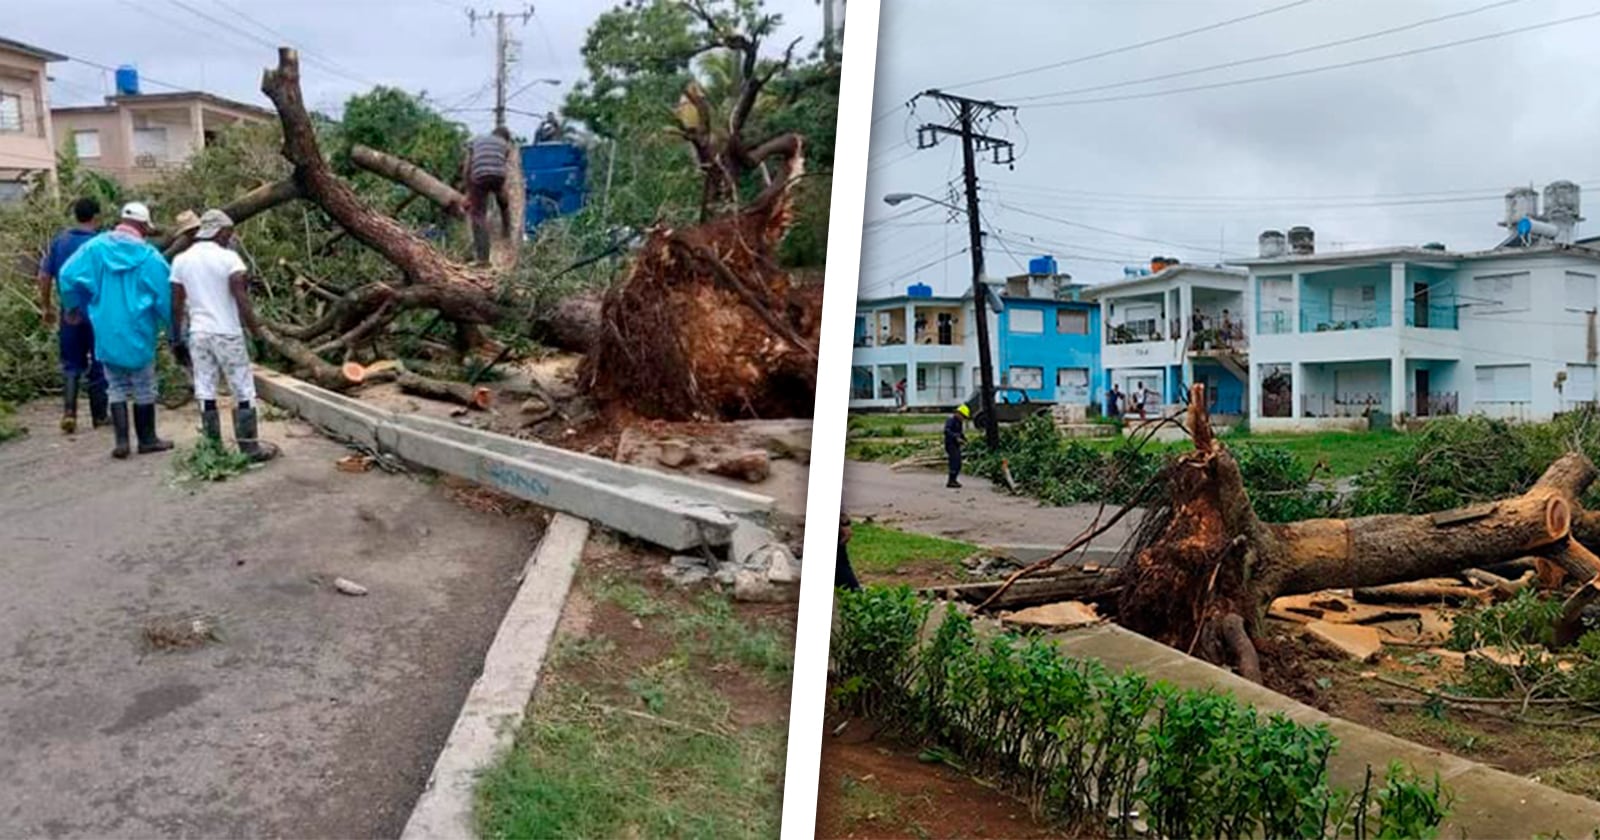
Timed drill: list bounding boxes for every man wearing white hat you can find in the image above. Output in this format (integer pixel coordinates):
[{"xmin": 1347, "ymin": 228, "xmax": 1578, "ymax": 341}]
[
  {"xmin": 57, "ymin": 201, "xmax": 175, "ymax": 459},
  {"xmin": 170, "ymin": 209, "xmax": 278, "ymax": 462}
]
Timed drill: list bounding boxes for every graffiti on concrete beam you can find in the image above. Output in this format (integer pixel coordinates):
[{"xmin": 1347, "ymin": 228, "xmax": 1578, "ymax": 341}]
[{"xmin": 479, "ymin": 460, "xmax": 552, "ymax": 498}]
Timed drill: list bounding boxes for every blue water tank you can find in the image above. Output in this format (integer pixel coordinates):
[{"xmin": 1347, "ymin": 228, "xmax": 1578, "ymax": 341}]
[
  {"xmin": 907, "ymin": 282, "xmax": 933, "ymax": 298},
  {"xmin": 520, "ymin": 142, "xmax": 588, "ymax": 232},
  {"xmin": 115, "ymin": 65, "xmax": 140, "ymax": 96},
  {"xmin": 1028, "ymin": 255, "xmax": 1057, "ymax": 276}
]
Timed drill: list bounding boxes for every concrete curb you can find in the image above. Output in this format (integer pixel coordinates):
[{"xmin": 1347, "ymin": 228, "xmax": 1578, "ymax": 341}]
[
  {"xmin": 401, "ymin": 513, "xmax": 590, "ymax": 840},
  {"xmin": 1049, "ymin": 622, "xmax": 1600, "ymax": 837}
]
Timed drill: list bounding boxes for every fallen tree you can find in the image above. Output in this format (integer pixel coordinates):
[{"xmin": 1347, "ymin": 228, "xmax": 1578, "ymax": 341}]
[{"xmin": 991, "ymin": 385, "xmax": 1600, "ymax": 683}]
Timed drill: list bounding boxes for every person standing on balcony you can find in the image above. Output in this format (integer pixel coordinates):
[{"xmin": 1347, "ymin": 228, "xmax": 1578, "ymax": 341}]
[
  {"xmin": 37, "ymin": 197, "xmax": 108, "ymax": 434},
  {"xmin": 1222, "ymin": 309, "xmax": 1237, "ymax": 345},
  {"xmin": 944, "ymin": 403, "xmax": 969, "ymax": 489}
]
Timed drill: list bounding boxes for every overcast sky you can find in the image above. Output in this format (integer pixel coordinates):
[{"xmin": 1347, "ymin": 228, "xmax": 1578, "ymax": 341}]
[
  {"xmin": 12, "ymin": 0, "xmax": 824, "ymax": 136},
  {"xmin": 860, "ymin": 0, "xmax": 1600, "ymax": 298}
]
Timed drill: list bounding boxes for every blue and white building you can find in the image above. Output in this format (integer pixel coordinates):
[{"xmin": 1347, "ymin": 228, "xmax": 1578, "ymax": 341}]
[
  {"xmin": 1240, "ymin": 181, "xmax": 1600, "ymax": 430},
  {"xmin": 995, "ymin": 259, "xmax": 1102, "ymax": 406}
]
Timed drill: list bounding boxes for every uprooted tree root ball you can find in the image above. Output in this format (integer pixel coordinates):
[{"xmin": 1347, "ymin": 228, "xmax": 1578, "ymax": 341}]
[{"xmin": 583, "ymin": 159, "xmax": 820, "ymax": 421}]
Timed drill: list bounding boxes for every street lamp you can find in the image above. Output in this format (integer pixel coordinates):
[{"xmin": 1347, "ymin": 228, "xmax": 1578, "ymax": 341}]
[{"xmin": 879, "ymin": 191, "xmax": 1001, "ymax": 446}]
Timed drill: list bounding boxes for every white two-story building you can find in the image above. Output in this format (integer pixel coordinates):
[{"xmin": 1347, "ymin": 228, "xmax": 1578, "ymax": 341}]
[
  {"xmin": 1240, "ymin": 182, "xmax": 1600, "ymax": 430},
  {"xmin": 851, "ymin": 283, "xmax": 1000, "ymax": 410},
  {"xmin": 1089, "ymin": 261, "xmax": 1249, "ymax": 416}
]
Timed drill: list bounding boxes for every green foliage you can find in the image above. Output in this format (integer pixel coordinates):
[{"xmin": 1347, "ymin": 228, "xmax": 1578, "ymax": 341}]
[
  {"xmin": 1447, "ymin": 589, "xmax": 1564, "ymax": 652},
  {"xmin": 830, "ymin": 585, "xmax": 1454, "ymax": 837},
  {"xmin": 1231, "ymin": 443, "xmax": 1340, "ymax": 522},
  {"xmin": 172, "ymin": 436, "xmax": 255, "ymax": 483},
  {"xmin": 0, "ymin": 401, "xmax": 25, "ymax": 443},
  {"xmin": 846, "ymin": 523, "xmax": 977, "ymax": 575},
  {"xmin": 1367, "ymin": 762, "xmax": 1453, "ymax": 840},
  {"xmin": 1349, "ymin": 412, "xmax": 1600, "ymax": 516}
]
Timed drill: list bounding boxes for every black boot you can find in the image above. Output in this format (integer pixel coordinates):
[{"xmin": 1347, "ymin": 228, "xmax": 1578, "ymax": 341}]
[
  {"xmin": 87, "ymin": 381, "xmax": 109, "ymax": 428},
  {"xmin": 60, "ymin": 373, "xmax": 80, "ymax": 434},
  {"xmin": 233, "ymin": 406, "xmax": 279, "ymax": 462},
  {"xmin": 133, "ymin": 403, "xmax": 173, "ymax": 454},
  {"xmin": 110, "ymin": 402, "xmax": 131, "ymax": 459},
  {"xmin": 200, "ymin": 406, "xmax": 222, "ymax": 443}
]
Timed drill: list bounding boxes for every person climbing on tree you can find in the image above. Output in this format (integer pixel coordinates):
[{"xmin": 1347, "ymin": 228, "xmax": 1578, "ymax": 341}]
[
  {"xmin": 37, "ymin": 197, "xmax": 107, "ymax": 434},
  {"xmin": 945, "ymin": 403, "xmax": 970, "ymax": 489},
  {"xmin": 57, "ymin": 202, "xmax": 174, "ymax": 460},
  {"xmin": 460, "ymin": 126, "xmax": 514, "ymax": 266},
  {"xmin": 170, "ymin": 209, "xmax": 280, "ymax": 463}
]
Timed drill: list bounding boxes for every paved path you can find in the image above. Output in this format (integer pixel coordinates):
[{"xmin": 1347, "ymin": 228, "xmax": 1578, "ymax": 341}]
[
  {"xmin": 841, "ymin": 459, "xmax": 1141, "ymax": 552},
  {"xmin": 0, "ymin": 399, "xmax": 537, "ymax": 838}
]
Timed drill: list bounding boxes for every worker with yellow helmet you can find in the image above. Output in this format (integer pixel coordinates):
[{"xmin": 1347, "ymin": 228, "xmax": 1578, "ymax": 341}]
[{"xmin": 944, "ymin": 402, "xmax": 970, "ymax": 489}]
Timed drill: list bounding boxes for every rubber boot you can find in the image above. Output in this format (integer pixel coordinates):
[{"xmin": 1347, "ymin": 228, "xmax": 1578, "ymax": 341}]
[
  {"xmin": 110, "ymin": 402, "xmax": 131, "ymax": 459},
  {"xmin": 133, "ymin": 403, "xmax": 173, "ymax": 454},
  {"xmin": 200, "ymin": 407, "xmax": 223, "ymax": 444},
  {"xmin": 60, "ymin": 372, "xmax": 80, "ymax": 434},
  {"xmin": 471, "ymin": 221, "xmax": 491, "ymax": 266},
  {"xmin": 233, "ymin": 406, "xmax": 279, "ymax": 462},
  {"xmin": 87, "ymin": 380, "xmax": 109, "ymax": 429}
]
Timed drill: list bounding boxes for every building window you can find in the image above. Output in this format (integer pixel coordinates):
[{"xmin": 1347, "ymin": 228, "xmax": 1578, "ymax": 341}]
[
  {"xmin": 1475, "ymin": 364, "xmax": 1532, "ymax": 403},
  {"xmin": 1566, "ymin": 272, "xmax": 1597, "ymax": 313},
  {"xmin": 1471, "ymin": 272, "xmax": 1531, "ymax": 314},
  {"xmin": 1568, "ymin": 364, "xmax": 1597, "ymax": 405},
  {"xmin": 1056, "ymin": 309, "xmax": 1089, "ymax": 334},
  {"xmin": 133, "ymin": 126, "xmax": 170, "ymax": 165},
  {"xmin": 1009, "ymin": 308, "xmax": 1044, "ymax": 334},
  {"xmin": 0, "ymin": 93, "xmax": 21, "ymax": 133},
  {"xmin": 1008, "ymin": 366, "xmax": 1043, "ymax": 389},
  {"xmin": 1057, "ymin": 367, "xmax": 1089, "ymax": 402},
  {"xmin": 73, "ymin": 130, "xmax": 101, "ymax": 159}
]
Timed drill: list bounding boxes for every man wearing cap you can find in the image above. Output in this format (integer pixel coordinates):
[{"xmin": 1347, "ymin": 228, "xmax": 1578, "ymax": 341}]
[
  {"xmin": 57, "ymin": 201, "xmax": 175, "ymax": 459},
  {"xmin": 170, "ymin": 209, "xmax": 278, "ymax": 462},
  {"xmin": 37, "ymin": 197, "xmax": 108, "ymax": 434},
  {"xmin": 945, "ymin": 402, "xmax": 970, "ymax": 489},
  {"xmin": 460, "ymin": 126, "xmax": 514, "ymax": 266}
]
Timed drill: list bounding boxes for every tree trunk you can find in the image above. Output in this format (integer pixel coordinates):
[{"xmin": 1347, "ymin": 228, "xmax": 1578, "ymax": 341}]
[
  {"xmin": 1115, "ymin": 384, "xmax": 1599, "ymax": 679},
  {"xmin": 349, "ymin": 144, "xmax": 466, "ymax": 214},
  {"xmin": 397, "ymin": 371, "xmax": 492, "ymax": 410}
]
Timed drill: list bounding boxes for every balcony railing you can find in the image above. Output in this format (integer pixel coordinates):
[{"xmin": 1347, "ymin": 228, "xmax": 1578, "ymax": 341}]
[
  {"xmin": 1258, "ymin": 311, "xmax": 1293, "ymax": 336},
  {"xmin": 1300, "ymin": 303, "xmax": 1391, "ymax": 333},
  {"xmin": 1405, "ymin": 301, "xmax": 1458, "ymax": 330},
  {"xmin": 1407, "ymin": 391, "xmax": 1460, "ymax": 417},
  {"xmin": 1301, "ymin": 392, "xmax": 1387, "ymax": 418},
  {"xmin": 1107, "ymin": 319, "xmax": 1166, "ymax": 344}
]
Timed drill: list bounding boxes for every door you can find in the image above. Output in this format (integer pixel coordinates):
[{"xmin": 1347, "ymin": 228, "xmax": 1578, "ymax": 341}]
[
  {"xmin": 1415, "ymin": 369, "xmax": 1430, "ymax": 417},
  {"xmin": 937, "ymin": 313, "xmax": 953, "ymax": 345},
  {"xmin": 1414, "ymin": 282, "xmax": 1430, "ymax": 328}
]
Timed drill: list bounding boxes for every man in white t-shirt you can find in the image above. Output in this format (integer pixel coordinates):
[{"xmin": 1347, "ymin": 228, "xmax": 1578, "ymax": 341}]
[{"xmin": 170, "ymin": 209, "xmax": 278, "ymax": 462}]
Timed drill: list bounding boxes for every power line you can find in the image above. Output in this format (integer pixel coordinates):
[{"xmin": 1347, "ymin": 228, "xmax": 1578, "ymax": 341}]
[
  {"xmin": 1011, "ymin": 0, "xmax": 1529, "ymax": 103},
  {"xmin": 858, "ymin": 247, "xmax": 970, "ymax": 296},
  {"xmin": 1028, "ymin": 8, "xmax": 1600, "ymax": 108},
  {"xmin": 981, "ymin": 178, "xmax": 1597, "ymax": 205},
  {"xmin": 165, "ymin": 0, "xmax": 375, "ymax": 89},
  {"xmin": 996, "ymin": 201, "xmax": 1237, "ymax": 255},
  {"xmin": 59, "ymin": 53, "xmax": 187, "ymax": 92},
  {"xmin": 210, "ymin": 0, "xmax": 379, "ymax": 87},
  {"xmin": 943, "ymin": 0, "xmax": 1322, "ymax": 92}
]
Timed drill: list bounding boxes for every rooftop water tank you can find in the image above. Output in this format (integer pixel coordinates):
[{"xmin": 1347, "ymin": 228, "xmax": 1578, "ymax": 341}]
[
  {"xmin": 115, "ymin": 65, "xmax": 139, "ymax": 97},
  {"xmin": 1028, "ymin": 255, "xmax": 1057, "ymax": 276},
  {"xmin": 1288, "ymin": 226, "xmax": 1315, "ymax": 255},
  {"xmin": 1505, "ymin": 186, "xmax": 1539, "ymax": 227},
  {"xmin": 1545, "ymin": 180, "xmax": 1582, "ymax": 223},
  {"xmin": 907, "ymin": 282, "xmax": 933, "ymax": 298},
  {"xmin": 1258, "ymin": 230, "xmax": 1287, "ymax": 258}
]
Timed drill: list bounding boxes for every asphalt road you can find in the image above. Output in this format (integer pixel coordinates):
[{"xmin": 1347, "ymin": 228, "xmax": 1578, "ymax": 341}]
[
  {"xmin": 841, "ymin": 459, "xmax": 1141, "ymax": 551},
  {"xmin": 0, "ymin": 399, "xmax": 537, "ymax": 838}
]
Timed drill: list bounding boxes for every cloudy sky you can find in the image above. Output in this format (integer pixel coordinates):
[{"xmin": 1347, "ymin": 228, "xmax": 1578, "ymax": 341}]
[
  {"xmin": 861, "ymin": 0, "xmax": 1600, "ymax": 298},
  {"xmin": 12, "ymin": 0, "xmax": 825, "ymax": 136}
]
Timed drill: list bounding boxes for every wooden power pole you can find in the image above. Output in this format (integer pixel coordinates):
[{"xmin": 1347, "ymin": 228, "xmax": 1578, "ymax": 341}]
[{"xmin": 915, "ymin": 89, "xmax": 1016, "ymax": 449}]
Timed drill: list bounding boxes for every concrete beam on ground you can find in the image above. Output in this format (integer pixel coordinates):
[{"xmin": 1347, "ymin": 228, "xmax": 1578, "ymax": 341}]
[
  {"xmin": 401, "ymin": 513, "xmax": 589, "ymax": 840},
  {"xmin": 254, "ymin": 369, "xmax": 773, "ymax": 551},
  {"xmin": 1048, "ymin": 622, "xmax": 1600, "ymax": 837}
]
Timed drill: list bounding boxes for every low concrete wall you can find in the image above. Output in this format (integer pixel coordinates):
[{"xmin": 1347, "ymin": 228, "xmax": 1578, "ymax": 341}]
[
  {"xmin": 1252, "ymin": 416, "xmax": 1369, "ymax": 433},
  {"xmin": 1050, "ymin": 623, "xmax": 1600, "ymax": 838}
]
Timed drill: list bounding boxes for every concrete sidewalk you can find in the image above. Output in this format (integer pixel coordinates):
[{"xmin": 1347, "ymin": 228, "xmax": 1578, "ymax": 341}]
[
  {"xmin": 842, "ymin": 459, "xmax": 1141, "ymax": 551},
  {"xmin": 1052, "ymin": 623, "xmax": 1600, "ymax": 838}
]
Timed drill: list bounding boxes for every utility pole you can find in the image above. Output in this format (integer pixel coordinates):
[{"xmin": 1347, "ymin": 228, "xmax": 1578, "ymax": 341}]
[
  {"xmin": 468, "ymin": 6, "xmax": 535, "ymax": 131},
  {"xmin": 914, "ymin": 89, "xmax": 1016, "ymax": 449}
]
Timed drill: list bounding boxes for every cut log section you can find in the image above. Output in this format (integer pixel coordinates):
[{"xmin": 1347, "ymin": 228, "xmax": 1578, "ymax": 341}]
[{"xmin": 397, "ymin": 371, "xmax": 493, "ymax": 410}]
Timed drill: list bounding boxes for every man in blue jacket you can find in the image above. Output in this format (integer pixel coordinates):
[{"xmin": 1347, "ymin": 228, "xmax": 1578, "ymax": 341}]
[
  {"xmin": 37, "ymin": 197, "xmax": 108, "ymax": 434},
  {"xmin": 58, "ymin": 202, "xmax": 175, "ymax": 459}
]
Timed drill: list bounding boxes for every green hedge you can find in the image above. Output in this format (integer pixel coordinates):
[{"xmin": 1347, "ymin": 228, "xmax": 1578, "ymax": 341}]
[{"xmin": 831, "ymin": 585, "xmax": 1453, "ymax": 838}]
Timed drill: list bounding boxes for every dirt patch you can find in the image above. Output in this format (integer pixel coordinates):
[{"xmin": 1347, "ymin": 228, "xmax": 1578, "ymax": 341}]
[
  {"xmin": 861, "ymin": 559, "xmax": 973, "ymax": 590},
  {"xmin": 140, "ymin": 614, "xmax": 222, "ymax": 652},
  {"xmin": 816, "ymin": 718, "xmax": 1062, "ymax": 839}
]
